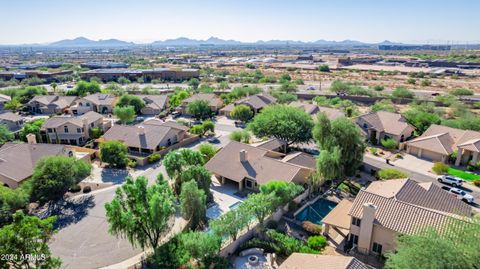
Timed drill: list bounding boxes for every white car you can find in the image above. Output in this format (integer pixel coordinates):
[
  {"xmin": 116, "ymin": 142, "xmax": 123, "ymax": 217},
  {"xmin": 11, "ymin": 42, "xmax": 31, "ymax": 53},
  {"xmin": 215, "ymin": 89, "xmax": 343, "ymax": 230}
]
[
  {"xmin": 437, "ymin": 175, "xmax": 463, "ymax": 187},
  {"xmin": 448, "ymin": 188, "xmax": 474, "ymax": 204}
]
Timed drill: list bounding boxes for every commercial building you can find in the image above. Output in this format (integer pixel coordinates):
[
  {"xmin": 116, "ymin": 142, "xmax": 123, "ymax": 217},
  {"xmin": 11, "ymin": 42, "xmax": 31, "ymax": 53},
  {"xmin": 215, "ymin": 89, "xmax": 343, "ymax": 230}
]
[{"xmin": 80, "ymin": 68, "xmax": 199, "ymax": 82}]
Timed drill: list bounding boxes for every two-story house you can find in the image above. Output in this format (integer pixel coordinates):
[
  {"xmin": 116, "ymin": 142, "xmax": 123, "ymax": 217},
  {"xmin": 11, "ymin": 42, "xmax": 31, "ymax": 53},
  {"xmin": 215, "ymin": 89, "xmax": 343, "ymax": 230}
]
[
  {"xmin": 355, "ymin": 111, "xmax": 415, "ymax": 144},
  {"xmin": 40, "ymin": 111, "xmax": 109, "ymax": 145},
  {"xmin": 70, "ymin": 93, "xmax": 117, "ymax": 115},
  {"xmin": 27, "ymin": 95, "xmax": 78, "ymax": 114}
]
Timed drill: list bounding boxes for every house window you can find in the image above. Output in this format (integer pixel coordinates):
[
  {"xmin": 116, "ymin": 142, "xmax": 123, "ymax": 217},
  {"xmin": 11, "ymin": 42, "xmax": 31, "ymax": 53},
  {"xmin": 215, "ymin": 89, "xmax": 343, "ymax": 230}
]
[
  {"xmin": 372, "ymin": 242, "xmax": 383, "ymax": 254},
  {"xmin": 90, "ymin": 123, "xmax": 94, "ymax": 127},
  {"xmin": 350, "ymin": 234, "xmax": 359, "ymax": 245},
  {"xmin": 245, "ymin": 180, "xmax": 253, "ymax": 189},
  {"xmin": 86, "ymin": 103, "xmax": 91, "ymax": 107},
  {"xmin": 363, "ymin": 123, "xmax": 368, "ymax": 129},
  {"xmin": 77, "ymin": 128, "xmax": 81, "ymax": 133},
  {"xmin": 351, "ymin": 217, "xmax": 361, "ymax": 226},
  {"xmin": 64, "ymin": 126, "xmax": 69, "ymax": 133},
  {"xmin": 47, "ymin": 128, "xmax": 53, "ymax": 133}
]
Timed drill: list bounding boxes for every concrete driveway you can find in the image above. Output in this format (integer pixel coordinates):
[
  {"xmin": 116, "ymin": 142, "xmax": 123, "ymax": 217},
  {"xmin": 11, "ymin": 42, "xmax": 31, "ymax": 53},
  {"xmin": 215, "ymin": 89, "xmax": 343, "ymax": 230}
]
[{"xmin": 391, "ymin": 153, "xmax": 436, "ymax": 178}]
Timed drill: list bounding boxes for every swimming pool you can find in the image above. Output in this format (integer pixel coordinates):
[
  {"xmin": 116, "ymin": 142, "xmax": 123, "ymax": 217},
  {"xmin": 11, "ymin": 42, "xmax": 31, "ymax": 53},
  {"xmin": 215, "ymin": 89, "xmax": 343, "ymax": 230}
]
[{"xmin": 295, "ymin": 198, "xmax": 338, "ymax": 225}]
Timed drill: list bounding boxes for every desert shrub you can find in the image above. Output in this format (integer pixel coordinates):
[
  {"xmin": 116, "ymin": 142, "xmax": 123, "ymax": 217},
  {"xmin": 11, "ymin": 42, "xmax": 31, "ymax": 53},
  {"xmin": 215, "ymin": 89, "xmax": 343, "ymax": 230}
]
[
  {"xmin": 302, "ymin": 221, "xmax": 323, "ymax": 235},
  {"xmin": 473, "ymin": 180, "xmax": 480, "ymax": 187},
  {"xmin": 450, "ymin": 88, "xmax": 473, "ymax": 96},
  {"xmin": 148, "ymin": 153, "xmax": 161, "ymax": 163},
  {"xmin": 378, "ymin": 168, "xmax": 408, "ymax": 180},
  {"xmin": 432, "ymin": 162, "xmax": 449, "ymax": 175},
  {"xmin": 307, "ymin": 236, "xmax": 327, "ymax": 251},
  {"xmin": 69, "ymin": 184, "xmax": 81, "ymax": 193},
  {"xmin": 369, "ymin": 148, "xmax": 378, "ymax": 155},
  {"xmin": 381, "ymin": 138, "xmax": 397, "ymax": 149},
  {"xmin": 127, "ymin": 159, "xmax": 137, "ymax": 168},
  {"xmin": 392, "ymin": 87, "xmax": 414, "ymax": 99},
  {"xmin": 83, "ymin": 186, "xmax": 92, "ymax": 193}
]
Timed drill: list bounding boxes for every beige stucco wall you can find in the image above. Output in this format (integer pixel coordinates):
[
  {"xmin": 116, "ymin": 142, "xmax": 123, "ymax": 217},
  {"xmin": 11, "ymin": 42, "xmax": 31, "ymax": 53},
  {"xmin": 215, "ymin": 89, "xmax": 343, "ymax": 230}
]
[{"xmin": 0, "ymin": 174, "xmax": 20, "ymax": 189}]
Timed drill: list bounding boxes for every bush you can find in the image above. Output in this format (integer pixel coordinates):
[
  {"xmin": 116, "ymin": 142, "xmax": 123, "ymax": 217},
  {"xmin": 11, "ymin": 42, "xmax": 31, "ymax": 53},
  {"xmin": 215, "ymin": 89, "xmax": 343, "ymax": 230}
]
[
  {"xmin": 302, "ymin": 221, "xmax": 323, "ymax": 235},
  {"xmin": 392, "ymin": 87, "xmax": 414, "ymax": 99},
  {"xmin": 450, "ymin": 88, "xmax": 473, "ymax": 96},
  {"xmin": 127, "ymin": 159, "xmax": 137, "ymax": 168},
  {"xmin": 421, "ymin": 79, "xmax": 432, "ymax": 86},
  {"xmin": 373, "ymin": 85, "xmax": 385, "ymax": 91},
  {"xmin": 381, "ymin": 138, "xmax": 397, "ymax": 149},
  {"xmin": 407, "ymin": 78, "xmax": 416, "ymax": 85},
  {"xmin": 369, "ymin": 147, "xmax": 378, "ymax": 155},
  {"xmin": 229, "ymin": 130, "xmax": 250, "ymax": 143},
  {"xmin": 473, "ymin": 180, "xmax": 480, "ymax": 187},
  {"xmin": 378, "ymin": 168, "xmax": 408, "ymax": 180},
  {"xmin": 432, "ymin": 162, "xmax": 449, "ymax": 175},
  {"xmin": 83, "ymin": 186, "xmax": 92, "ymax": 193},
  {"xmin": 307, "ymin": 236, "xmax": 327, "ymax": 251},
  {"xmin": 69, "ymin": 184, "xmax": 81, "ymax": 193},
  {"xmin": 148, "ymin": 153, "xmax": 161, "ymax": 163},
  {"xmin": 318, "ymin": 65, "xmax": 330, "ymax": 72}
]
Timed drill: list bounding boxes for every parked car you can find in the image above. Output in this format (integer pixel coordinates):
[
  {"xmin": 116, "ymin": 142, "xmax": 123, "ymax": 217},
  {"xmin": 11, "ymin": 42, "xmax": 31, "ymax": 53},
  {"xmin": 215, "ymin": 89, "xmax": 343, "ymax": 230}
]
[
  {"xmin": 448, "ymin": 187, "xmax": 474, "ymax": 204},
  {"xmin": 307, "ymin": 86, "xmax": 316, "ymax": 91},
  {"xmin": 207, "ymin": 136, "xmax": 220, "ymax": 144},
  {"xmin": 437, "ymin": 175, "xmax": 463, "ymax": 187},
  {"xmin": 234, "ymin": 121, "xmax": 246, "ymax": 128},
  {"xmin": 171, "ymin": 111, "xmax": 181, "ymax": 119}
]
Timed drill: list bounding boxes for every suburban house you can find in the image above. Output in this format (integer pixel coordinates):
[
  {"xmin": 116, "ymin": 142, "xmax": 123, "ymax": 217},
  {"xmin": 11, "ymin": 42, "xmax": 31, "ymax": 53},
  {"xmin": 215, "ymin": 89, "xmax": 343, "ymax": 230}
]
[
  {"xmin": 220, "ymin": 93, "xmax": 276, "ymax": 116},
  {"xmin": 100, "ymin": 119, "xmax": 190, "ymax": 158},
  {"xmin": 403, "ymin": 124, "xmax": 480, "ymax": 165},
  {"xmin": 0, "ymin": 94, "xmax": 11, "ymax": 110},
  {"xmin": 177, "ymin": 93, "xmax": 224, "ymax": 114},
  {"xmin": 290, "ymin": 102, "xmax": 345, "ymax": 120},
  {"xmin": 70, "ymin": 93, "xmax": 117, "ymax": 115},
  {"xmin": 205, "ymin": 141, "xmax": 315, "ymax": 191},
  {"xmin": 355, "ymin": 111, "xmax": 415, "ymax": 144},
  {"xmin": 322, "ymin": 179, "xmax": 471, "ymax": 256},
  {"xmin": 279, "ymin": 253, "xmax": 368, "ymax": 269},
  {"xmin": 27, "ymin": 95, "xmax": 77, "ymax": 114},
  {"xmin": 40, "ymin": 111, "xmax": 110, "ymax": 145},
  {"xmin": 0, "ymin": 111, "xmax": 24, "ymax": 132},
  {"xmin": 253, "ymin": 138, "xmax": 288, "ymax": 153},
  {"xmin": 0, "ymin": 139, "xmax": 70, "ymax": 188},
  {"xmin": 137, "ymin": 95, "xmax": 169, "ymax": 115}
]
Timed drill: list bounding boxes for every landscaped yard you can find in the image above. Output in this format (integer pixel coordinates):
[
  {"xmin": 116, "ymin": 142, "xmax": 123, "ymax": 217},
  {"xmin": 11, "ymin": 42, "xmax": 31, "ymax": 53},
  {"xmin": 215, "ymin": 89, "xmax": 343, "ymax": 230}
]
[{"xmin": 448, "ymin": 168, "xmax": 480, "ymax": 181}]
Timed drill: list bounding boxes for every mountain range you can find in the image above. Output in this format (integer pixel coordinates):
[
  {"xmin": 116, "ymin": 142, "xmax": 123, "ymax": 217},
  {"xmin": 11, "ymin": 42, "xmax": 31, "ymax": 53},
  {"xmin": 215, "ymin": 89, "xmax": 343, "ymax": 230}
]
[{"xmin": 2, "ymin": 36, "xmax": 407, "ymax": 47}]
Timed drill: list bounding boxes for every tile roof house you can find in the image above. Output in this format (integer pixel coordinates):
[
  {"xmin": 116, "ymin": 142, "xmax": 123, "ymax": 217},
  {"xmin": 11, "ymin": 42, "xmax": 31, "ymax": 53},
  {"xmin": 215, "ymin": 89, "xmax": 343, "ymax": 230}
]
[
  {"xmin": 27, "ymin": 95, "xmax": 77, "ymax": 114},
  {"xmin": 101, "ymin": 119, "xmax": 189, "ymax": 157},
  {"xmin": 0, "ymin": 94, "xmax": 11, "ymax": 110},
  {"xmin": 40, "ymin": 111, "xmax": 109, "ymax": 146},
  {"xmin": 322, "ymin": 179, "xmax": 471, "ymax": 256},
  {"xmin": 220, "ymin": 93, "xmax": 276, "ymax": 116},
  {"xmin": 0, "ymin": 111, "xmax": 24, "ymax": 132},
  {"xmin": 355, "ymin": 111, "xmax": 415, "ymax": 144},
  {"xmin": 137, "ymin": 95, "xmax": 169, "ymax": 115},
  {"xmin": 404, "ymin": 124, "xmax": 480, "ymax": 165},
  {"xmin": 0, "ymin": 142, "xmax": 70, "ymax": 188},
  {"xmin": 204, "ymin": 141, "xmax": 315, "ymax": 191},
  {"xmin": 279, "ymin": 253, "xmax": 368, "ymax": 269},
  {"xmin": 177, "ymin": 93, "xmax": 224, "ymax": 114},
  {"xmin": 290, "ymin": 102, "xmax": 345, "ymax": 121},
  {"xmin": 70, "ymin": 93, "xmax": 117, "ymax": 115}
]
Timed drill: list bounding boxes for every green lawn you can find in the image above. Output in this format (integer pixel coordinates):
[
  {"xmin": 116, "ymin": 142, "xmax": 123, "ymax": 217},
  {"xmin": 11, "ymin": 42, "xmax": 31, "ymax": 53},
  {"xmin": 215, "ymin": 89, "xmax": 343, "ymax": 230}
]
[{"xmin": 448, "ymin": 168, "xmax": 480, "ymax": 181}]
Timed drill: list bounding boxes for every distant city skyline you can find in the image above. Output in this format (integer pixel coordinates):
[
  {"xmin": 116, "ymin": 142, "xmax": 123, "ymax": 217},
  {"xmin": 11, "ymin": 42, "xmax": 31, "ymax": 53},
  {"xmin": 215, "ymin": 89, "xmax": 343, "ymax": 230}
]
[{"xmin": 1, "ymin": 0, "xmax": 479, "ymax": 45}]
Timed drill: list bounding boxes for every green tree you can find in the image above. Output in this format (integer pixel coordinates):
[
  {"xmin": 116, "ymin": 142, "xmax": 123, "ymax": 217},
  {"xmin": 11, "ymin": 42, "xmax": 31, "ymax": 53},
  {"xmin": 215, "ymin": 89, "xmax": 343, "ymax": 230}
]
[
  {"xmin": 19, "ymin": 119, "xmax": 44, "ymax": 142},
  {"xmin": 105, "ymin": 175, "xmax": 175, "ymax": 253},
  {"xmin": 403, "ymin": 106, "xmax": 441, "ymax": 134},
  {"xmin": 279, "ymin": 82, "xmax": 297, "ymax": 93},
  {"xmin": 198, "ymin": 143, "xmax": 218, "ymax": 162},
  {"xmin": 186, "ymin": 100, "xmax": 211, "ymax": 120},
  {"xmin": 381, "ymin": 138, "xmax": 398, "ymax": 149},
  {"xmin": 188, "ymin": 78, "xmax": 200, "ymax": 90},
  {"xmin": 117, "ymin": 77, "xmax": 131, "ymax": 85},
  {"xmin": 248, "ymin": 105, "xmax": 313, "ymax": 149},
  {"xmin": 229, "ymin": 130, "xmax": 251, "ymax": 143},
  {"xmin": 180, "ymin": 181, "xmax": 207, "ymax": 229},
  {"xmin": 116, "ymin": 95, "xmax": 145, "ymax": 114},
  {"xmin": 230, "ymin": 104, "xmax": 253, "ymax": 122},
  {"xmin": 31, "ymin": 156, "xmax": 92, "ymax": 203},
  {"xmin": 0, "ymin": 211, "xmax": 61, "ymax": 269},
  {"xmin": 69, "ymin": 80, "xmax": 101, "ymax": 96},
  {"xmin": 179, "ymin": 166, "xmax": 212, "ymax": 201},
  {"xmin": 4, "ymin": 98, "xmax": 22, "ymax": 111},
  {"xmin": 210, "ymin": 208, "xmax": 250, "ymax": 241},
  {"xmin": 0, "ymin": 124, "xmax": 13, "ymax": 144},
  {"xmin": 169, "ymin": 90, "xmax": 190, "ymax": 107},
  {"xmin": 113, "ymin": 105, "xmax": 136, "ymax": 124},
  {"xmin": 180, "ymin": 231, "xmax": 222, "ymax": 268},
  {"xmin": 385, "ymin": 218, "xmax": 480, "ymax": 269},
  {"xmin": 163, "ymin": 148, "xmax": 205, "ymax": 181},
  {"xmin": 202, "ymin": 120, "xmax": 215, "ymax": 134},
  {"xmin": 318, "ymin": 64, "xmax": 330, "ymax": 72},
  {"xmin": 0, "ymin": 180, "xmax": 33, "ymax": 225},
  {"xmin": 99, "ymin": 140, "xmax": 129, "ymax": 168},
  {"xmin": 242, "ymin": 193, "xmax": 276, "ymax": 226},
  {"xmin": 259, "ymin": 181, "xmax": 304, "ymax": 207},
  {"xmin": 312, "ymin": 114, "xmax": 366, "ymax": 183}
]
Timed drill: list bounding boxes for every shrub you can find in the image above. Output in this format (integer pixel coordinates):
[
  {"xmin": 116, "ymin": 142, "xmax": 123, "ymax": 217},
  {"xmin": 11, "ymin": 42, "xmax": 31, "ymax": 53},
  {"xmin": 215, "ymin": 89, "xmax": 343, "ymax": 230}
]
[
  {"xmin": 373, "ymin": 85, "xmax": 385, "ymax": 91},
  {"xmin": 369, "ymin": 148, "xmax": 378, "ymax": 155},
  {"xmin": 392, "ymin": 87, "xmax": 414, "ymax": 99},
  {"xmin": 473, "ymin": 180, "xmax": 480, "ymax": 187},
  {"xmin": 421, "ymin": 79, "xmax": 432, "ymax": 86},
  {"xmin": 307, "ymin": 236, "xmax": 327, "ymax": 251},
  {"xmin": 302, "ymin": 221, "xmax": 323, "ymax": 235},
  {"xmin": 148, "ymin": 153, "xmax": 161, "ymax": 163},
  {"xmin": 407, "ymin": 78, "xmax": 416, "ymax": 85},
  {"xmin": 127, "ymin": 159, "xmax": 137, "ymax": 168},
  {"xmin": 381, "ymin": 138, "xmax": 397, "ymax": 149},
  {"xmin": 318, "ymin": 65, "xmax": 330, "ymax": 72},
  {"xmin": 450, "ymin": 88, "xmax": 473, "ymax": 96},
  {"xmin": 229, "ymin": 130, "xmax": 250, "ymax": 143},
  {"xmin": 432, "ymin": 162, "xmax": 449, "ymax": 174},
  {"xmin": 69, "ymin": 184, "xmax": 81, "ymax": 193},
  {"xmin": 378, "ymin": 168, "xmax": 408, "ymax": 180},
  {"xmin": 83, "ymin": 186, "xmax": 92, "ymax": 193}
]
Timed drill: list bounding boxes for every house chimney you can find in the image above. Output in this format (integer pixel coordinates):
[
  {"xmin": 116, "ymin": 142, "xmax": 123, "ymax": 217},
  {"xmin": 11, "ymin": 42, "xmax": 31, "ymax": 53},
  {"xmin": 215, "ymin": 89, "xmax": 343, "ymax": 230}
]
[
  {"xmin": 82, "ymin": 117, "xmax": 89, "ymax": 136},
  {"xmin": 239, "ymin": 149, "xmax": 247, "ymax": 162},
  {"xmin": 358, "ymin": 202, "xmax": 377, "ymax": 255},
  {"xmin": 26, "ymin": 133, "xmax": 37, "ymax": 144},
  {"xmin": 137, "ymin": 126, "xmax": 145, "ymax": 136}
]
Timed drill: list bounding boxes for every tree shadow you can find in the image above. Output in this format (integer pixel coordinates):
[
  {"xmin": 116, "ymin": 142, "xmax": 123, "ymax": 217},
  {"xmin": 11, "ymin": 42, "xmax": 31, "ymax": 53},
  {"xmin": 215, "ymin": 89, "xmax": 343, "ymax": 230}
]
[{"xmin": 37, "ymin": 195, "xmax": 96, "ymax": 230}]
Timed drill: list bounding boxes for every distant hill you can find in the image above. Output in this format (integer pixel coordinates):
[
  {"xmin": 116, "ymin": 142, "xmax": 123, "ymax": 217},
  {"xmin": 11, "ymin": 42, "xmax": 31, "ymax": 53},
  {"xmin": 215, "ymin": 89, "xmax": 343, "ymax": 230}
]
[
  {"xmin": 49, "ymin": 37, "xmax": 135, "ymax": 47},
  {"xmin": 152, "ymin": 36, "xmax": 242, "ymax": 46}
]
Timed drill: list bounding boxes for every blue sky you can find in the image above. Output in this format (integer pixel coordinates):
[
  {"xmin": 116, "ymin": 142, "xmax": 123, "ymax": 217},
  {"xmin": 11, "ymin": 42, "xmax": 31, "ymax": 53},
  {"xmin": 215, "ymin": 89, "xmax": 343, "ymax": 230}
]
[{"xmin": 1, "ymin": 0, "xmax": 479, "ymax": 44}]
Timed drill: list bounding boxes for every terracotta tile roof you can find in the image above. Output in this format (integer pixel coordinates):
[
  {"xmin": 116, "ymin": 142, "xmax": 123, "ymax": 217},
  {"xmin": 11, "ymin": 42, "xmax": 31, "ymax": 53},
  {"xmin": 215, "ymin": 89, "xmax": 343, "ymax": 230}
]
[
  {"xmin": 281, "ymin": 152, "xmax": 317, "ymax": 170},
  {"xmin": 254, "ymin": 138, "xmax": 287, "ymax": 151},
  {"xmin": 290, "ymin": 102, "xmax": 345, "ymax": 120},
  {"xmin": 136, "ymin": 94, "xmax": 168, "ymax": 110},
  {"xmin": 322, "ymin": 199, "xmax": 354, "ymax": 230},
  {"xmin": 204, "ymin": 141, "xmax": 311, "ymax": 185},
  {"xmin": 357, "ymin": 111, "xmax": 413, "ymax": 136},
  {"xmin": 0, "ymin": 143, "xmax": 67, "ymax": 183},
  {"xmin": 0, "ymin": 112, "xmax": 23, "ymax": 122},
  {"xmin": 29, "ymin": 96, "xmax": 77, "ymax": 109},
  {"xmin": 144, "ymin": 119, "xmax": 189, "ymax": 132},
  {"xmin": 348, "ymin": 179, "xmax": 471, "ymax": 235},
  {"xmin": 279, "ymin": 253, "xmax": 368, "ymax": 269}
]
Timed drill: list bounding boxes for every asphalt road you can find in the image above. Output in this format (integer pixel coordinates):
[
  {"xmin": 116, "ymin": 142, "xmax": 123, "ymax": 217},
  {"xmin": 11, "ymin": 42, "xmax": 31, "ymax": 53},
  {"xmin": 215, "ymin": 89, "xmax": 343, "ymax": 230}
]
[{"xmin": 363, "ymin": 155, "xmax": 480, "ymax": 208}]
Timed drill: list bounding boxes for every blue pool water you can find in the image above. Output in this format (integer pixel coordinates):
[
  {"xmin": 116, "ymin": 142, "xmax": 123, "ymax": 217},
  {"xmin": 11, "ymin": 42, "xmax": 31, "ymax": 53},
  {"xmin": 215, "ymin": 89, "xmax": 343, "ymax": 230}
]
[
  {"xmin": 295, "ymin": 199, "xmax": 338, "ymax": 225},
  {"xmin": 229, "ymin": 201, "xmax": 243, "ymax": 210}
]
